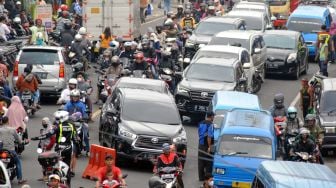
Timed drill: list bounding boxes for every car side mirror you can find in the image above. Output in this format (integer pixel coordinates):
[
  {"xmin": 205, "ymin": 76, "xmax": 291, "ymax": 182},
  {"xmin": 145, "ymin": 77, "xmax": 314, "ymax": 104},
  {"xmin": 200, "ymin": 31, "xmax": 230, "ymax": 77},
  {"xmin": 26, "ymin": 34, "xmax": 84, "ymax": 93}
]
[
  {"xmin": 254, "ymin": 48, "xmax": 261, "ymax": 54},
  {"xmin": 243, "ymin": 62, "xmax": 252, "ymax": 69},
  {"xmin": 271, "ymin": 16, "xmax": 276, "ymax": 21}
]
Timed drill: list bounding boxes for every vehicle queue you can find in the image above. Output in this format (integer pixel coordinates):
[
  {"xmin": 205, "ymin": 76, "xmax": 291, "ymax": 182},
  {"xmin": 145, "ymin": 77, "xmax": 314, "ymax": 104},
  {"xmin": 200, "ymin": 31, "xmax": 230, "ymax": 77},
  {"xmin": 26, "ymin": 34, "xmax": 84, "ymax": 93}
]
[{"xmin": 1, "ymin": 0, "xmax": 336, "ymax": 187}]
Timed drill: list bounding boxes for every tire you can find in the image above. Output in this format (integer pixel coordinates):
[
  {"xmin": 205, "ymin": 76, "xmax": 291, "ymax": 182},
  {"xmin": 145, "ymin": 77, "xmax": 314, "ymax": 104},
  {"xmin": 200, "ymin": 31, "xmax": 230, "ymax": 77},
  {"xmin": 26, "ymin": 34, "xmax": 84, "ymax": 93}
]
[
  {"xmin": 251, "ymin": 77, "xmax": 261, "ymax": 94},
  {"xmin": 293, "ymin": 66, "xmax": 300, "ymax": 80},
  {"xmin": 321, "ymin": 148, "xmax": 328, "ymax": 157},
  {"xmin": 303, "ymin": 61, "xmax": 309, "ymax": 75}
]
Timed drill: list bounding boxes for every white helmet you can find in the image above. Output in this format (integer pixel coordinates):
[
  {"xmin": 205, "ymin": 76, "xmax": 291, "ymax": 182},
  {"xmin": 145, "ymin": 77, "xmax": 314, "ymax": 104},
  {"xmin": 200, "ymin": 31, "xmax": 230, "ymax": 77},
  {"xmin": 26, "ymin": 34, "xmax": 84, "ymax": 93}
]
[
  {"xmin": 36, "ymin": 32, "xmax": 43, "ymax": 39},
  {"xmin": 74, "ymin": 34, "xmax": 82, "ymax": 41},
  {"xmin": 78, "ymin": 27, "xmax": 87, "ymax": 35},
  {"xmin": 68, "ymin": 78, "xmax": 78, "ymax": 85},
  {"xmin": 109, "ymin": 40, "xmax": 119, "ymax": 49},
  {"xmin": 13, "ymin": 17, "xmax": 21, "ymax": 24},
  {"xmin": 54, "ymin": 110, "xmax": 69, "ymax": 123},
  {"xmin": 70, "ymin": 89, "xmax": 80, "ymax": 97}
]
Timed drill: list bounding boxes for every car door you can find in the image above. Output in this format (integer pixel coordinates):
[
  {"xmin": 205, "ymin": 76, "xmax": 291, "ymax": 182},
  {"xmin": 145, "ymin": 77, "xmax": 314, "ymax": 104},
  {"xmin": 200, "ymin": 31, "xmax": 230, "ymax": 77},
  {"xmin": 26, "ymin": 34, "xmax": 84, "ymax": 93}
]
[{"xmin": 298, "ymin": 35, "xmax": 307, "ymax": 69}]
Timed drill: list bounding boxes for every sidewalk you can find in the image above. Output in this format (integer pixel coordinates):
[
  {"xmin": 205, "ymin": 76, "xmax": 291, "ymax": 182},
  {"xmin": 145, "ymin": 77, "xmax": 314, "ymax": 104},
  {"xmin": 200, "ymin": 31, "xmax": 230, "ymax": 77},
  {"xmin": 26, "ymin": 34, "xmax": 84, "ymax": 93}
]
[{"xmin": 144, "ymin": 0, "xmax": 182, "ymax": 23}]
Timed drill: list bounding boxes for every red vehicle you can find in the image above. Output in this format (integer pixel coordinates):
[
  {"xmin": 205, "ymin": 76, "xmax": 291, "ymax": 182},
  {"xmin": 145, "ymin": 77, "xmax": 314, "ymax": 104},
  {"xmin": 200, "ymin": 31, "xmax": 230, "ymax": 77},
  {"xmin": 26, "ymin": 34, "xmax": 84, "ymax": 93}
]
[{"xmin": 269, "ymin": 0, "xmax": 300, "ymax": 28}]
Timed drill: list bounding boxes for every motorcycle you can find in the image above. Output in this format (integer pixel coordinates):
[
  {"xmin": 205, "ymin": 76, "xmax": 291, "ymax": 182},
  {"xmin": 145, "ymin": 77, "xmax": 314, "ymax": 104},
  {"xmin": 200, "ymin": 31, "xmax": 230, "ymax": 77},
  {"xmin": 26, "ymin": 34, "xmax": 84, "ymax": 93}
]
[
  {"xmin": 157, "ymin": 167, "xmax": 183, "ymax": 188},
  {"xmin": 36, "ymin": 137, "xmax": 71, "ymax": 185},
  {"xmin": 21, "ymin": 90, "xmax": 37, "ymax": 116},
  {"xmin": 292, "ymin": 152, "xmax": 316, "ymax": 163},
  {"xmin": 0, "ymin": 141, "xmax": 17, "ymax": 181},
  {"xmin": 159, "ymin": 68, "xmax": 175, "ymax": 93},
  {"xmin": 94, "ymin": 174, "xmax": 128, "ymax": 188},
  {"xmin": 284, "ymin": 128, "xmax": 299, "ymax": 160},
  {"xmin": 80, "ymin": 90, "xmax": 93, "ymax": 118},
  {"xmin": 73, "ymin": 118, "xmax": 90, "ymax": 156}
]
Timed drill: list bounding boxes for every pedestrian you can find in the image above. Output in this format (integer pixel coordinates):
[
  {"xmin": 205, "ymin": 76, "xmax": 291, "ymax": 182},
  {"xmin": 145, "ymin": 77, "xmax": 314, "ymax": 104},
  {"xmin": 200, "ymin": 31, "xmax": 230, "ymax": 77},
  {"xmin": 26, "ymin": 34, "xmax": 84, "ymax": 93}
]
[
  {"xmin": 198, "ymin": 111, "xmax": 214, "ymax": 181},
  {"xmin": 99, "ymin": 27, "xmax": 113, "ymax": 54},
  {"xmin": 164, "ymin": 0, "xmax": 171, "ymax": 15},
  {"xmin": 140, "ymin": 0, "xmax": 149, "ymax": 23},
  {"xmin": 315, "ymin": 34, "xmax": 329, "ymax": 76},
  {"xmin": 299, "ymin": 78, "xmax": 314, "ymax": 120}
]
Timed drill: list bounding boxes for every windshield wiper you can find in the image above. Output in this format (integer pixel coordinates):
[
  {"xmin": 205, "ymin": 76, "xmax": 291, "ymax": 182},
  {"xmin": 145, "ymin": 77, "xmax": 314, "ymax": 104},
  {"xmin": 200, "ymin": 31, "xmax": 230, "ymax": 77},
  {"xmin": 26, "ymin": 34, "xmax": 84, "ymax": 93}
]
[{"xmin": 223, "ymin": 152, "xmax": 248, "ymax": 156}]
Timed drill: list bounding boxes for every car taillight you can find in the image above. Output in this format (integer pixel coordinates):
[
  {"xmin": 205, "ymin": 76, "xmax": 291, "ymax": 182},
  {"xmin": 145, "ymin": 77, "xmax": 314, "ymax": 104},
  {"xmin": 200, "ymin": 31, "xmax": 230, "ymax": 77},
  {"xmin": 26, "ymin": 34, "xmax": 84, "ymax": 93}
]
[
  {"xmin": 59, "ymin": 62, "xmax": 65, "ymax": 78},
  {"xmin": 13, "ymin": 61, "xmax": 19, "ymax": 76},
  {"xmin": 0, "ymin": 152, "xmax": 8, "ymax": 159}
]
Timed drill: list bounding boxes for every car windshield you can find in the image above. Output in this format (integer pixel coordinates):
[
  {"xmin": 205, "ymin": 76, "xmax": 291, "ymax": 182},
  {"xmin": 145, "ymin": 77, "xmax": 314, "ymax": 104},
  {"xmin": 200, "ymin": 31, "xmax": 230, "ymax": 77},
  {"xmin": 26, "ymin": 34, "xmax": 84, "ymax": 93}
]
[
  {"xmin": 19, "ymin": 49, "xmax": 59, "ymax": 65},
  {"xmin": 194, "ymin": 51, "xmax": 239, "ymax": 60},
  {"xmin": 122, "ymin": 100, "xmax": 181, "ymax": 125},
  {"xmin": 118, "ymin": 82, "xmax": 164, "ymax": 93},
  {"xmin": 209, "ymin": 37, "xmax": 250, "ymax": 51},
  {"xmin": 186, "ymin": 63, "xmax": 235, "ymax": 82},
  {"xmin": 195, "ymin": 22, "xmax": 236, "ymax": 35},
  {"xmin": 266, "ymin": 0, "xmax": 287, "ymax": 6},
  {"xmin": 320, "ymin": 91, "xmax": 336, "ymax": 113},
  {"xmin": 229, "ymin": 15, "xmax": 263, "ymax": 30},
  {"xmin": 287, "ymin": 17, "xmax": 323, "ymax": 33},
  {"xmin": 218, "ymin": 135, "xmax": 273, "ymax": 159},
  {"xmin": 264, "ymin": 34, "xmax": 296, "ymax": 49}
]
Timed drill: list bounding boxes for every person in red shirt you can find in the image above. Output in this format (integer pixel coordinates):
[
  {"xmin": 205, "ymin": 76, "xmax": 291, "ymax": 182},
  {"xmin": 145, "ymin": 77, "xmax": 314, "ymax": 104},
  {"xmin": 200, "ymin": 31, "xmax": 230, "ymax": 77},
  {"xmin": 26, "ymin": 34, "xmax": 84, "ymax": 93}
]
[{"xmin": 95, "ymin": 155, "xmax": 126, "ymax": 188}]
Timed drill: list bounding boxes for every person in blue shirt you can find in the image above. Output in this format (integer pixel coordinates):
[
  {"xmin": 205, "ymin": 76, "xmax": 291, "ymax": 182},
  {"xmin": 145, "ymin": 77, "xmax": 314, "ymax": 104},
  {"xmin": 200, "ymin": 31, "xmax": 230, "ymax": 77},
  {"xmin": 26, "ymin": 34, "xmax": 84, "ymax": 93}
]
[
  {"xmin": 198, "ymin": 111, "xmax": 214, "ymax": 181},
  {"xmin": 64, "ymin": 89, "xmax": 87, "ymax": 119}
]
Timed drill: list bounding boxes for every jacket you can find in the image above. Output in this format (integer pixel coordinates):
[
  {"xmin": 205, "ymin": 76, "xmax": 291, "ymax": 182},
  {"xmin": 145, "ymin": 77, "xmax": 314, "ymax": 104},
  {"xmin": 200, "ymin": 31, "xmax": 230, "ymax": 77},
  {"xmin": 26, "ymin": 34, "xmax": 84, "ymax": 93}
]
[
  {"xmin": 154, "ymin": 152, "xmax": 182, "ymax": 172},
  {"xmin": 16, "ymin": 73, "xmax": 38, "ymax": 93},
  {"xmin": 0, "ymin": 126, "xmax": 21, "ymax": 151}
]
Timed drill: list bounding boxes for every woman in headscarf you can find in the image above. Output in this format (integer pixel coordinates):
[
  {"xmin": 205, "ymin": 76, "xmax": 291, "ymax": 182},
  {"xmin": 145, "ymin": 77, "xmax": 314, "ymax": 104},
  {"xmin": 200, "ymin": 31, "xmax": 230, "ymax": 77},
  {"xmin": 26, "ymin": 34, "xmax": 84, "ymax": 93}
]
[
  {"xmin": 38, "ymin": 117, "xmax": 55, "ymax": 151},
  {"xmin": 6, "ymin": 96, "xmax": 29, "ymax": 140}
]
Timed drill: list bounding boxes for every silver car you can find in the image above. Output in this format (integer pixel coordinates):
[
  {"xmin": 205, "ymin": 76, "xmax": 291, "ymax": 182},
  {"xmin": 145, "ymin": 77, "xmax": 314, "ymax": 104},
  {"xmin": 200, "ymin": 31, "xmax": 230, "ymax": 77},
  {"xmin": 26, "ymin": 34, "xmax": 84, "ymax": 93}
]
[{"xmin": 12, "ymin": 46, "xmax": 71, "ymax": 96}]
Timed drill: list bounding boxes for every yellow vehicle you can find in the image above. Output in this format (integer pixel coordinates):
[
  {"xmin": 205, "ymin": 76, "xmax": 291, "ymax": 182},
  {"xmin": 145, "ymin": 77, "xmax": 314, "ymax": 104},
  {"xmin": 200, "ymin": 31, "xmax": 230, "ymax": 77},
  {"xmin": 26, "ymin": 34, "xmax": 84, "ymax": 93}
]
[{"xmin": 268, "ymin": 0, "xmax": 291, "ymax": 28}]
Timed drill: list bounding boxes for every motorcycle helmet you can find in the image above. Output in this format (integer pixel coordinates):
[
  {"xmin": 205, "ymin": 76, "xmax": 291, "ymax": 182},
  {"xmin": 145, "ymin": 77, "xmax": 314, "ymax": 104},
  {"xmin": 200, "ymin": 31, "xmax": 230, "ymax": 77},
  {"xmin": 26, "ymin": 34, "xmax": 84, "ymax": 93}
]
[
  {"xmin": 124, "ymin": 41, "xmax": 132, "ymax": 48},
  {"xmin": 103, "ymin": 50, "xmax": 112, "ymax": 58},
  {"xmin": 305, "ymin": 114, "xmax": 316, "ymax": 127},
  {"xmin": 156, "ymin": 25, "xmax": 163, "ymax": 33},
  {"xmin": 73, "ymin": 62, "xmax": 84, "ymax": 72},
  {"xmin": 273, "ymin": 93, "xmax": 284, "ymax": 108},
  {"xmin": 54, "ymin": 110, "xmax": 69, "ymax": 123},
  {"xmin": 141, "ymin": 39, "xmax": 149, "ymax": 49},
  {"xmin": 184, "ymin": 9, "xmax": 191, "ymax": 17},
  {"xmin": 162, "ymin": 143, "xmax": 170, "ymax": 152},
  {"xmin": 36, "ymin": 32, "xmax": 43, "ymax": 39},
  {"xmin": 287, "ymin": 106, "xmax": 297, "ymax": 119},
  {"xmin": 111, "ymin": 56, "xmax": 120, "ymax": 65},
  {"xmin": 109, "ymin": 41, "xmax": 119, "ymax": 49},
  {"xmin": 13, "ymin": 17, "xmax": 21, "ymax": 24},
  {"xmin": 64, "ymin": 20, "xmax": 72, "ymax": 30},
  {"xmin": 78, "ymin": 27, "xmax": 87, "ymax": 35},
  {"xmin": 177, "ymin": 4, "xmax": 184, "ymax": 11},
  {"xmin": 74, "ymin": 34, "xmax": 82, "ymax": 41},
  {"xmin": 70, "ymin": 89, "xmax": 81, "ymax": 97},
  {"xmin": 60, "ymin": 4, "xmax": 69, "ymax": 11},
  {"xmin": 68, "ymin": 78, "xmax": 78, "ymax": 86},
  {"xmin": 164, "ymin": 19, "xmax": 174, "ymax": 28},
  {"xmin": 134, "ymin": 52, "xmax": 144, "ymax": 62},
  {"xmin": 299, "ymin": 128, "xmax": 310, "ymax": 136}
]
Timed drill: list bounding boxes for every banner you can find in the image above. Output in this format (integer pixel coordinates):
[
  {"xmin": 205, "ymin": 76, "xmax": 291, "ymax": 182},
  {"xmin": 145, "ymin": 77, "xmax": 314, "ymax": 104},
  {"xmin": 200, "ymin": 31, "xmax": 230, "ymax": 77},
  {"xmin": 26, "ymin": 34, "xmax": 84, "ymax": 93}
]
[{"xmin": 36, "ymin": 4, "xmax": 53, "ymax": 31}]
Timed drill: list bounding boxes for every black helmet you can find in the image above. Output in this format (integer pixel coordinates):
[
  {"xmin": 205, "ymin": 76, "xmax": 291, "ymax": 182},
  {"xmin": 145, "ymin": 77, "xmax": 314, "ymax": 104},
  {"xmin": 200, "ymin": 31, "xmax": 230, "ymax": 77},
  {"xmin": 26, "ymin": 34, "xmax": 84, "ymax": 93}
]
[
  {"xmin": 274, "ymin": 93, "xmax": 284, "ymax": 108},
  {"xmin": 64, "ymin": 20, "xmax": 72, "ymax": 30},
  {"xmin": 156, "ymin": 25, "xmax": 163, "ymax": 32}
]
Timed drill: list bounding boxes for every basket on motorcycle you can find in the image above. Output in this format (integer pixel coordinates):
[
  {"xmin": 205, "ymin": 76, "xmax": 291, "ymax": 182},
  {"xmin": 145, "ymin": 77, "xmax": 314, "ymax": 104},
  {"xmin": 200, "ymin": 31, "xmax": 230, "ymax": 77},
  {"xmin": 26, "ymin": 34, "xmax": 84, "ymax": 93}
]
[{"xmin": 38, "ymin": 151, "xmax": 59, "ymax": 167}]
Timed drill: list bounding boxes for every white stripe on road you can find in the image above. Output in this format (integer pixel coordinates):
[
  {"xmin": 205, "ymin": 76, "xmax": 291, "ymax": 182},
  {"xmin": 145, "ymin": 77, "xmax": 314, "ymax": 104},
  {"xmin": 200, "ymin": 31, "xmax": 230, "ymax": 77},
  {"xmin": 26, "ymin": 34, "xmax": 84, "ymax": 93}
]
[
  {"xmin": 92, "ymin": 109, "xmax": 101, "ymax": 119},
  {"xmin": 290, "ymin": 92, "xmax": 301, "ymax": 107}
]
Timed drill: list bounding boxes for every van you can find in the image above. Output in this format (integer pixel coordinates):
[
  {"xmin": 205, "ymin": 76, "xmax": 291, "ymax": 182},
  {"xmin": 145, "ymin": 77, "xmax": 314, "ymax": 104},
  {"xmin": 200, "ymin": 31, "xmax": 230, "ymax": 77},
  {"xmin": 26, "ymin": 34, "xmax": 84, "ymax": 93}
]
[
  {"xmin": 317, "ymin": 78, "xmax": 336, "ymax": 154},
  {"xmin": 287, "ymin": 5, "xmax": 332, "ymax": 57},
  {"xmin": 213, "ymin": 109, "xmax": 276, "ymax": 187},
  {"xmin": 209, "ymin": 91, "xmax": 262, "ymax": 141},
  {"xmin": 253, "ymin": 161, "xmax": 336, "ymax": 188}
]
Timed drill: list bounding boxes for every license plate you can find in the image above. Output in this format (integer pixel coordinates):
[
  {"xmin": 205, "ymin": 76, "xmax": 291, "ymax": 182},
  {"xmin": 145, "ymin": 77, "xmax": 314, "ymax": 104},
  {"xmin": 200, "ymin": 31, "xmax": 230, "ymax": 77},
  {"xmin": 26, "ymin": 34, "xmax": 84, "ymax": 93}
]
[
  {"xmin": 161, "ymin": 174, "xmax": 175, "ymax": 179},
  {"xmin": 22, "ymin": 95, "xmax": 31, "ymax": 100},
  {"xmin": 35, "ymin": 72, "xmax": 48, "ymax": 79},
  {"xmin": 194, "ymin": 105, "xmax": 207, "ymax": 112},
  {"xmin": 232, "ymin": 181, "xmax": 251, "ymax": 188},
  {"xmin": 1, "ymin": 158, "xmax": 10, "ymax": 163}
]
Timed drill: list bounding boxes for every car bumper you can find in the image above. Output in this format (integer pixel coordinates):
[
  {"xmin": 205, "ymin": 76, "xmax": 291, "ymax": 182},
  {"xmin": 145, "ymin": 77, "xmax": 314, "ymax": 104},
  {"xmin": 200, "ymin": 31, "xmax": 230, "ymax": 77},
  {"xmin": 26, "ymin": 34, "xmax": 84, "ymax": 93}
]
[
  {"xmin": 175, "ymin": 93, "xmax": 210, "ymax": 115},
  {"xmin": 273, "ymin": 19, "xmax": 287, "ymax": 27},
  {"xmin": 265, "ymin": 62, "xmax": 297, "ymax": 75}
]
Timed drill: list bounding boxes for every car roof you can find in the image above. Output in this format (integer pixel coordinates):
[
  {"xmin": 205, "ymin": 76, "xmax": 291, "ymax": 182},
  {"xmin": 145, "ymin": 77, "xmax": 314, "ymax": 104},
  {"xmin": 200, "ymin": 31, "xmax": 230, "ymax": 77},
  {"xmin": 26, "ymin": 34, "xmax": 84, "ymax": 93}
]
[
  {"xmin": 227, "ymin": 10, "xmax": 265, "ymax": 18},
  {"xmin": 214, "ymin": 30, "xmax": 260, "ymax": 39},
  {"xmin": 117, "ymin": 77, "xmax": 166, "ymax": 92},
  {"xmin": 202, "ymin": 16, "xmax": 244, "ymax": 24},
  {"xmin": 264, "ymin": 30, "xmax": 300, "ymax": 37},
  {"xmin": 22, "ymin": 45, "xmax": 63, "ymax": 51},
  {"xmin": 194, "ymin": 57, "xmax": 237, "ymax": 66},
  {"xmin": 212, "ymin": 91, "xmax": 261, "ymax": 111},
  {"xmin": 322, "ymin": 78, "xmax": 336, "ymax": 91},
  {"xmin": 234, "ymin": 2, "xmax": 267, "ymax": 10},
  {"xmin": 259, "ymin": 161, "xmax": 336, "ymax": 187},
  {"xmin": 120, "ymin": 88, "xmax": 174, "ymax": 103},
  {"xmin": 238, "ymin": 1, "xmax": 268, "ymax": 6},
  {"xmin": 290, "ymin": 5, "xmax": 329, "ymax": 19},
  {"xmin": 200, "ymin": 44, "xmax": 247, "ymax": 53}
]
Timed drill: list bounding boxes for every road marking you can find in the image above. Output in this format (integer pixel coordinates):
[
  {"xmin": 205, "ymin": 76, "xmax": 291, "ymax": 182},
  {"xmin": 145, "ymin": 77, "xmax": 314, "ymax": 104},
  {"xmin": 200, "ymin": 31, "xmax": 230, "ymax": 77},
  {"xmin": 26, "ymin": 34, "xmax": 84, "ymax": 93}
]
[
  {"xmin": 290, "ymin": 92, "xmax": 300, "ymax": 107},
  {"xmin": 92, "ymin": 109, "xmax": 101, "ymax": 119},
  {"xmin": 143, "ymin": 16, "xmax": 165, "ymax": 24}
]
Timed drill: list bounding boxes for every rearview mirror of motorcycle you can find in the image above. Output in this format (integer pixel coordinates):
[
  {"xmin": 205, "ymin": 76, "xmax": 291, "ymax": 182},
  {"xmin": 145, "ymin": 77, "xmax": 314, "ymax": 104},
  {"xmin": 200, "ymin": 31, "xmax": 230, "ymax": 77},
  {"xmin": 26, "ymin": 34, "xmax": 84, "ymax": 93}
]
[
  {"xmin": 60, "ymin": 137, "xmax": 66, "ymax": 143},
  {"xmin": 37, "ymin": 148, "xmax": 43, "ymax": 154}
]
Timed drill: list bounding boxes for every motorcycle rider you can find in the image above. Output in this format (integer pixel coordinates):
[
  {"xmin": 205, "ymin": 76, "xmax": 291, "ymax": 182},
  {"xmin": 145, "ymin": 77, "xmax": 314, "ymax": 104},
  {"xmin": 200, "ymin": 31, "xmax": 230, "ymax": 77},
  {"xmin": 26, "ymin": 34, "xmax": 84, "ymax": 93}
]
[
  {"xmin": 214, "ymin": 0, "xmax": 224, "ymax": 16},
  {"xmin": 38, "ymin": 117, "xmax": 56, "ymax": 151},
  {"xmin": 270, "ymin": 93, "xmax": 288, "ymax": 118},
  {"xmin": 153, "ymin": 143, "xmax": 184, "ymax": 188},
  {"xmin": 96, "ymin": 154, "xmax": 126, "ymax": 188},
  {"xmin": 163, "ymin": 19, "xmax": 178, "ymax": 38},
  {"xmin": 283, "ymin": 107, "xmax": 302, "ymax": 159},
  {"xmin": 156, "ymin": 25, "xmax": 167, "ymax": 46},
  {"xmin": 304, "ymin": 113, "xmax": 324, "ymax": 164},
  {"xmin": 107, "ymin": 40, "xmax": 121, "ymax": 57},
  {"xmin": 132, "ymin": 52, "xmax": 147, "ymax": 72},
  {"xmin": 56, "ymin": 10, "xmax": 71, "ymax": 32},
  {"xmin": 207, "ymin": 6, "xmax": 216, "ymax": 17},
  {"xmin": 203, "ymin": 173, "xmax": 214, "ymax": 188},
  {"xmin": 70, "ymin": 34, "xmax": 89, "ymax": 69},
  {"xmin": 60, "ymin": 20, "xmax": 75, "ymax": 48},
  {"xmin": 289, "ymin": 128, "xmax": 316, "ymax": 162},
  {"xmin": 15, "ymin": 67, "xmax": 40, "ymax": 109},
  {"xmin": 119, "ymin": 41, "xmax": 134, "ymax": 59},
  {"xmin": 176, "ymin": 5, "xmax": 184, "ymax": 21},
  {"xmin": 106, "ymin": 56, "xmax": 123, "ymax": 77},
  {"xmin": 76, "ymin": 73, "xmax": 93, "ymax": 120},
  {"xmin": 195, "ymin": 3, "xmax": 207, "ymax": 22},
  {"xmin": 100, "ymin": 50, "xmax": 113, "ymax": 70},
  {"xmin": 29, "ymin": 18, "xmax": 48, "ymax": 45},
  {"xmin": 78, "ymin": 27, "xmax": 92, "ymax": 71},
  {"xmin": 0, "ymin": 119, "xmax": 27, "ymax": 184},
  {"xmin": 180, "ymin": 9, "xmax": 196, "ymax": 29},
  {"xmin": 57, "ymin": 78, "xmax": 78, "ymax": 105},
  {"xmin": 300, "ymin": 78, "xmax": 314, "ymax": 119}
]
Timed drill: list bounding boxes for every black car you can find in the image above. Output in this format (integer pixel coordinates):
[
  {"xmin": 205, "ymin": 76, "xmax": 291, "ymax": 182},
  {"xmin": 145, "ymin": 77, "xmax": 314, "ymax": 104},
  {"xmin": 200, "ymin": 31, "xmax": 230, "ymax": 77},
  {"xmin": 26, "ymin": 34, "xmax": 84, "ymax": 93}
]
[
  {"xmin": 99, "ymin": 88, "xmax": 187, "ymax": 165},
  {"xmin": 264, "ymin": 30, "xmax": 309, "ymax": 79}
]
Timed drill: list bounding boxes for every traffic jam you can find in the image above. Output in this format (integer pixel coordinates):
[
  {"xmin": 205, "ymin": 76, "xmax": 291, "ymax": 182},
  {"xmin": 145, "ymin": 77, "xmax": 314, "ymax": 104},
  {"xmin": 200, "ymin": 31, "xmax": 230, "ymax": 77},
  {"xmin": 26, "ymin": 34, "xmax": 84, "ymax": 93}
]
[{"xmin": 1, "ymin": 0, "xmax": 336, "ymax": 187}]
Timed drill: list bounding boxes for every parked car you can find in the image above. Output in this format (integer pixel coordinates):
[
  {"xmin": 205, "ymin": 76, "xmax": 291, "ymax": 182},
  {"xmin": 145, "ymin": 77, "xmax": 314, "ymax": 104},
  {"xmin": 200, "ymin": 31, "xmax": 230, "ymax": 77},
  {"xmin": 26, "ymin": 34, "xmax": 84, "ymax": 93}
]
[
  {"xmin": 99, "ymin": 88, "xmax": 187, "ymax": 165},
  {"xmin": 184, "ymin": 17, "xmax": 246, "ymax": 67},
  {"xmin": 233, "ymin": 1, "xmax": 272, "ymax": 25},
  {"xmin": 287, "ymin": 5, "xmax": 332, "ymax": 58},
  {"xmin": 263, "ymin": 30, "xmax": 308, "ymax": 79},
  {"xmin": 175, "ymin": 49, "xmax": 248, "ymax": 121},
  {"xmin": 12, "ymin": 46, "xmax": 71, "ymax": 97},
  {"xmin": 225, "ymin": 10, "xmax": 272, "ymax": 31},
  {"xmin": 253, "ymin": 161, "xmax": 336, "ymax": 188},
  {"xmin": 317, "ymin": 78, "xmax": 336, "ymax": 156}
]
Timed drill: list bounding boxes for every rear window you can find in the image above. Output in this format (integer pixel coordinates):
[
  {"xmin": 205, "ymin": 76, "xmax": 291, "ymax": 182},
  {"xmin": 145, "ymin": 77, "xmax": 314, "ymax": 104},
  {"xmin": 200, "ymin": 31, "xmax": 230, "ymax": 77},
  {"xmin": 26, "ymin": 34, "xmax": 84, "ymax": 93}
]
[{"xmin": 19, "ymin": 49, "xmax": 59, "ymax": 65}]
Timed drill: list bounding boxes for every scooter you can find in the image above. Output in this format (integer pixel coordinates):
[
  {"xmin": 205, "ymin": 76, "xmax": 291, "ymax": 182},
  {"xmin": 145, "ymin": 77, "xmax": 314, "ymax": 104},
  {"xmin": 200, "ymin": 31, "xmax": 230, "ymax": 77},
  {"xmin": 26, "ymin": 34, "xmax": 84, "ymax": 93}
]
[
  {"xmin": 21, "ymin": 90, "xmax": 37, "ymax": 116},
  {"xmin": 150, "ymin": 167, "xmax": 183, "ymax": 188},
  {"xmin": 0, "ymin": 141, "xmax": 17, "ymax": 181}
]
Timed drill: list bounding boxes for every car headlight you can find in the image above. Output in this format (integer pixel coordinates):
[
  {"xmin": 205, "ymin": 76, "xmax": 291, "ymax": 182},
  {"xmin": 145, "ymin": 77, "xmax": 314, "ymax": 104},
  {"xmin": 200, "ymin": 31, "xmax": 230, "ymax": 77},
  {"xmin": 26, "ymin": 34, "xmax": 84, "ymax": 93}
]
[
  {"xmin": 177, "ymin": 85, "xmax": 189, "ymax": 94},
  {"xmin": 215, "ymin": 168, "xmax": 225, "ymax": 175},
  {"xmin": 118, "ymin": 127, "xmax": 137, "ymax": 140},
  {"xmin": 287, "ymin": 53, "xmax": 297, "ymax": 62},
  {"xmin": 184, "ymin": 58, "xmax": 191, "ymax": 63},
  {"xmin": 185, "ymin": 40, "xmax": 195, "ymax": 47},
  {"xmin": 324, "ymin": 127, "xmax": 336, "ymax": 134},
  {"xmin": 173, "ymin": 128, "xmax": 187, "ymax": 143}
]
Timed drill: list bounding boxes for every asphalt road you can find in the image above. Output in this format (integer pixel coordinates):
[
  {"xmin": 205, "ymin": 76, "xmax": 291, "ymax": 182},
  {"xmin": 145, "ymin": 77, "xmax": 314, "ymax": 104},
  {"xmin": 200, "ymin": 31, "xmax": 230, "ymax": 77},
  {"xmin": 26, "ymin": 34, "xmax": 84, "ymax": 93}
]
[{"xmin": 12, "ymin": 20, "xmax": 336, "ymax": 188}]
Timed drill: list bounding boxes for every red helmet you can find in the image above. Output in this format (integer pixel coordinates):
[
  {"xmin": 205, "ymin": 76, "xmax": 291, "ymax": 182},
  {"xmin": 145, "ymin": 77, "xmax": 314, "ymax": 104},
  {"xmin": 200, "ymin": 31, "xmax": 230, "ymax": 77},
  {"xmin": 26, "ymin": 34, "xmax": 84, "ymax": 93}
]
[
  {"xmin": 60, "ymin": 4, "xmax": 69, "ymax": 11},
  {"xmin": 134, "ymin": 52, "xmax": 144, "ymax": 60}
]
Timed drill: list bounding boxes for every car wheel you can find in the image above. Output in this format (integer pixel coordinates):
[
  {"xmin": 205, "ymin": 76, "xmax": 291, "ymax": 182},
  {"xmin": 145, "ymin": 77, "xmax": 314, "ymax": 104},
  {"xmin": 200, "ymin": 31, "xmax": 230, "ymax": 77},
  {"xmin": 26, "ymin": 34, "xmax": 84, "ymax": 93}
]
[
  {"xmin": 293, "ymin": 66, "xmax": 300, "ymax": 80},
  {"xmin": 303, "ymin": 61, "xmax": 309, "ymax": 75}
]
